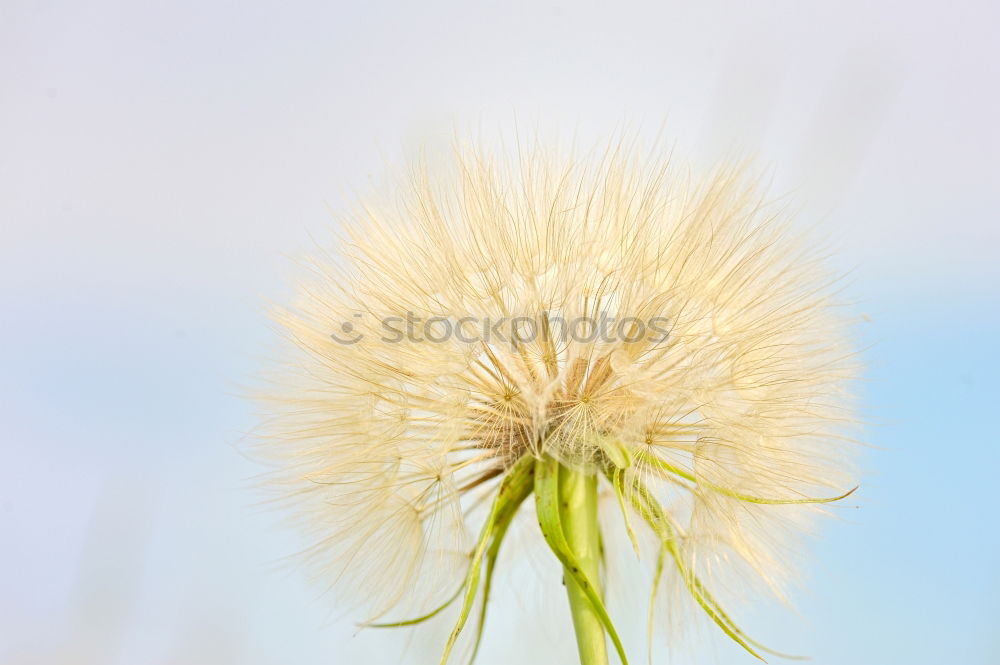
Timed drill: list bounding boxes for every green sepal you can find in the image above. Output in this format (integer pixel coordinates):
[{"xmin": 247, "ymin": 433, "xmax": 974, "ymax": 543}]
[
  {"xmin": 535, "ymin": 456, "xmax": 630, "ymax": 665},
  {"xmin": 362, "ymin": 584, "xmax": 464, "ymax": 628},
  {"xmin": 439, "ymin": 453, "xmax": 535, "ymax": 665},
  {"xmin": 610, "ymin": 466, "xmax": 641, "ymax": 556},
  {"xmin": 638, "ymin": 452, "xmax": 857, "ymax": 505},
  {"xmin": 647, "ymin": 544, "xmax": 666, "ymax": 665},
  {"xmin": 616, "ymin": 470, "xmax": 768, "ymax": 662},
  {"xmin": 467, "ymin": 455, "xmax": 536, "ymax": 664}
]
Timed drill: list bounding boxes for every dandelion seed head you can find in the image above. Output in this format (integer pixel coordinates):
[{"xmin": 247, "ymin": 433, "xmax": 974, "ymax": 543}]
[{"xmin": 259, "ymin": 138, "xmax": 858, "ymax": 639}]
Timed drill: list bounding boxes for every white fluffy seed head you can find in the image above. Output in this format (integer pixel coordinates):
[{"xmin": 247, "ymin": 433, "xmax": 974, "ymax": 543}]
[{"xmin": 258, "ymin": 139, "xmax": 858, "ymax": 632}]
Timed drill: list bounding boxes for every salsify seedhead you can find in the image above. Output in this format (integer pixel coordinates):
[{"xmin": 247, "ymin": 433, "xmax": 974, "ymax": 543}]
[{"xmin": 260, "ymin": 139, "xmax": 858, "ymax": 664}]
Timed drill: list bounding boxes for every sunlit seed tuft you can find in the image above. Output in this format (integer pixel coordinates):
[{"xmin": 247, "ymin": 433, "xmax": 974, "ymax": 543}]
[{"xmin": 257, "ymin": 137, "xmax": 859, "ymax": 657}]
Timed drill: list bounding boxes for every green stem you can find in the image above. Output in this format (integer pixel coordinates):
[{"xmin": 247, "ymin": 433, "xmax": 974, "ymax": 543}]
[{"xmin": 558, "ymin": 464, "xmax": 609, "ymax": 665}]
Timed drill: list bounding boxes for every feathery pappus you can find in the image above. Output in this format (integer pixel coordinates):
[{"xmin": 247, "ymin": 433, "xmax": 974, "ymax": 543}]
[{"xmin": 257, "ymin": 137, "xmax": 859, "ymax": 664}]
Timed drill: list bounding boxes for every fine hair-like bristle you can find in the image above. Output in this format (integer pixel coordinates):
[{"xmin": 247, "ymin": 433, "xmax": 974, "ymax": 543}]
[{"xmin": 256, "ymin": 137, "xmax": 859, "ymax": 651}]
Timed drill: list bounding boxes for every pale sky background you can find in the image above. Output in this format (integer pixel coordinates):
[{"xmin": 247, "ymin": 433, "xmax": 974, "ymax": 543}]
[{"xmin": 1, "ymin": 1, "xmax": 998, "ymax": 664}]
